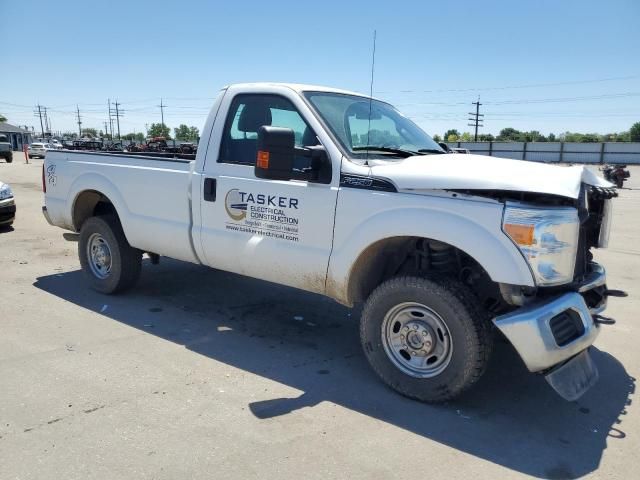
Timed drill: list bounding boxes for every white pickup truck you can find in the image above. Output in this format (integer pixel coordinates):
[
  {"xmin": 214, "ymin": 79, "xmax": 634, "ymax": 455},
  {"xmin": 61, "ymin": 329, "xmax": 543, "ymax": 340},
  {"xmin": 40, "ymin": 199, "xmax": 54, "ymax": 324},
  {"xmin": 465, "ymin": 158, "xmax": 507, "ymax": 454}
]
[{"xmin": 42, "ymin": 82, "xmax": 622, "ymax": 403}]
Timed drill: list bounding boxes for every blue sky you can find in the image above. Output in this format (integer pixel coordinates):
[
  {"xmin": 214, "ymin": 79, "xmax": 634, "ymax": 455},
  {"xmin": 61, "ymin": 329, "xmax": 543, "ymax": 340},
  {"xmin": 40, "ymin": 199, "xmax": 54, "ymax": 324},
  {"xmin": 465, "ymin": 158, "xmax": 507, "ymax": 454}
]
[{"xmin": 1, "ymin": 0, "xmax": 638, "ymax": 138}]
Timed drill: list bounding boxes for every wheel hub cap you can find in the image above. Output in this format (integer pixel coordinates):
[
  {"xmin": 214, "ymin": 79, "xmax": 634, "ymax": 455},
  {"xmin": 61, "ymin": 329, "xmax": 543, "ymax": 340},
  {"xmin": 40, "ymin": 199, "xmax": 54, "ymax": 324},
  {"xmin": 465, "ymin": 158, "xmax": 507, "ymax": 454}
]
[
  {"xmin": 381, "ymin": 302, "xmax": 453, "ymax": 378},
  {"xmin": 87, "ymin": 233, "xmax": 112, "ymax": 279}
]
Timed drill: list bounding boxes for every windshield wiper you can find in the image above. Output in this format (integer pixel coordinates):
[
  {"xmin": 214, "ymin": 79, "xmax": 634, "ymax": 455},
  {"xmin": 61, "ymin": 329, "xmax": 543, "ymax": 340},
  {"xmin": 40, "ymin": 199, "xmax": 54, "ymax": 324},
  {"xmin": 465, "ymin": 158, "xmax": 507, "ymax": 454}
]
[
  {"xmin": 417, "ymin": 148, "xmax": 446, "ymax": 154},
  {"xmin": 352, "ymin": 146, "xmax": 419, "ymax": 157}
]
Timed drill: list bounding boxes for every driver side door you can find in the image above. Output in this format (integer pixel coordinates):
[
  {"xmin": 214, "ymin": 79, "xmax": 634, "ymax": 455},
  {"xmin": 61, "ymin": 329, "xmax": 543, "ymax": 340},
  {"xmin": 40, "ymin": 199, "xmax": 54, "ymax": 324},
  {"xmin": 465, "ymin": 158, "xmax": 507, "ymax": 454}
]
[{"xmin": 198, "ymin": 93, "xmax": 339, "ymax": 294}]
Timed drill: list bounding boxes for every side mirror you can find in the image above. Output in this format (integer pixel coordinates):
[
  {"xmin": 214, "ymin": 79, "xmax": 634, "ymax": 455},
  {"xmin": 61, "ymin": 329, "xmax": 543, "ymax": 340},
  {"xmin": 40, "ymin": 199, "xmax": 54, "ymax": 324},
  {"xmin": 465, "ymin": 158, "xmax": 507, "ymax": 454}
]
[{"xmin": 255, "ymin": 126, "xmax": 295, "ymax": 180}]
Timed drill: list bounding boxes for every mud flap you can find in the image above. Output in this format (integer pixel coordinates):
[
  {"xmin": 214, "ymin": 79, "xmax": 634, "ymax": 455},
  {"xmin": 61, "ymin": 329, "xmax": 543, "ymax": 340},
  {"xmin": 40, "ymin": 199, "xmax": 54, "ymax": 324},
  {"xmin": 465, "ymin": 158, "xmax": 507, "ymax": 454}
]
[{"xmin": 544, "ymin": 349, "xmax": 599, "ymax": 401}]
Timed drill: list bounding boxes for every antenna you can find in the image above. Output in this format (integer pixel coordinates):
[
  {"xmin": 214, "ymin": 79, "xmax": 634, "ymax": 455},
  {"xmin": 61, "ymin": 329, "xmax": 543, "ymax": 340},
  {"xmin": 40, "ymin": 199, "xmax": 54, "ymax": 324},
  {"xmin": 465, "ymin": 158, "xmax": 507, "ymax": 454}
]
[{"xmin": 365, "ymin": 29, "xmax": 377, "ymax": 166}]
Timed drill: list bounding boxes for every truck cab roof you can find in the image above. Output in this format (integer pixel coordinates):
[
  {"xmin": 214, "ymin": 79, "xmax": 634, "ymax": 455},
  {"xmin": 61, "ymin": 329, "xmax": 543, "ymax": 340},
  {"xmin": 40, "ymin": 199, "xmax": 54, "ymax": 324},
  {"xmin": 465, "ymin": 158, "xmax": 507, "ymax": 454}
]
[{"xmin": 224, "ymin": 82, "xmax": 377, "ymax": 100}]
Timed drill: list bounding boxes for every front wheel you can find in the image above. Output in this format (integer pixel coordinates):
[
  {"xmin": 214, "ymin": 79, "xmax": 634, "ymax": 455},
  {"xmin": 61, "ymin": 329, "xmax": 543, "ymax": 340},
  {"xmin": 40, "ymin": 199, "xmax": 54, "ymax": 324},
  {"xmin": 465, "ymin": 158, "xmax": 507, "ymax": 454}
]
[
  {"xmin": 78, "ymin": 215, "xmax": 142, "ymax": 294},
  {"xmin": 360, "ymin": 276, "xmax": 492, "ymax": 403}
]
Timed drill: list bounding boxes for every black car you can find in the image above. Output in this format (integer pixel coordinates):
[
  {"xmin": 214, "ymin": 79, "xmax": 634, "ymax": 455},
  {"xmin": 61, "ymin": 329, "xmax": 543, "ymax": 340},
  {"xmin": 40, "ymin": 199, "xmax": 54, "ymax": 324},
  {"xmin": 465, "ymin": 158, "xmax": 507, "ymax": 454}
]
[{"xmin": 0, "ymin": 180, "xmax": 15, "ymax": 227}]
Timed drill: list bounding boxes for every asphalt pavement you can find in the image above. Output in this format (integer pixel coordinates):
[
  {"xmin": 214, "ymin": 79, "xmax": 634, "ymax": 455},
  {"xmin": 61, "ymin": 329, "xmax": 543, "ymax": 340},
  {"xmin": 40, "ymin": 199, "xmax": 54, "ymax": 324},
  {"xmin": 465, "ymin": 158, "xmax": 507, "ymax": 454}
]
[{"xmin": 0, "ymin": 156, "xmax": 638, "ymax": 479}]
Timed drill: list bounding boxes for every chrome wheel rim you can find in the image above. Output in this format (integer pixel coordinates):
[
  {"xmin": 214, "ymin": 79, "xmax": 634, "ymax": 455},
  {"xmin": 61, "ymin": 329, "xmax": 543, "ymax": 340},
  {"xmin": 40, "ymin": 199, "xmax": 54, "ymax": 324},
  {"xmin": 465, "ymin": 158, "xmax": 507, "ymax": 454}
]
[
  {"xmin": 381, "ymin": 302, "xmax": 453, "ymax": 378},
  {"xmin": 87, "ymin": 233, "xmax": 112, "ymax": 279}
]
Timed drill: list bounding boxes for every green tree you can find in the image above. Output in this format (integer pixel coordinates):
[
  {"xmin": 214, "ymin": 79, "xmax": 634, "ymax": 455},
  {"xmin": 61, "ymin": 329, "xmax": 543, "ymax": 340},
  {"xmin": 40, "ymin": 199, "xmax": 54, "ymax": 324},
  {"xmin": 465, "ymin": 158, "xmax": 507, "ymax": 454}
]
[
  {"xmin": 497, "ymin": 127, "xmax": 523, "ymax": 141},
  {"xmin": 0, "ymin": 113, "xmax": 7, "ymax": 123},
  {"xmin": 81, "ymin": 128, "xmax": 98, "ymax": 138},
  {"xmin": 630, "ymin": 122, "xmax": 640, "ymax": 142},
  {"xmin": 148, "ymin": 123, "xmax": 171, "ymax": 138},
  {"xmin": 478, "ymin": 133, "xmax": 495, "ymax": 141},
  {"xmin": 548, "ymin": 133, "xmax": 557, "ymax": 142},
  {"xmin": 460, "ymin": 132, "xmax": 473, "ymax": 141},
  {"xmin": 443, "ymin": 129, "xmax": 460, "ymax": 142},
  {"xmin": 122, "ymin": 132, "xmax": 145, "ymax": 142},
  {"xmin": 581, "ymin": 133, "xmax": 601, "ymax": 143},
  {"xmin": 174, "ymin": 124, "xmax": 200, "ymax": 141},
  {"xmin": 432, "ymin": 134, "xmax": 442, "ymax": 142}
]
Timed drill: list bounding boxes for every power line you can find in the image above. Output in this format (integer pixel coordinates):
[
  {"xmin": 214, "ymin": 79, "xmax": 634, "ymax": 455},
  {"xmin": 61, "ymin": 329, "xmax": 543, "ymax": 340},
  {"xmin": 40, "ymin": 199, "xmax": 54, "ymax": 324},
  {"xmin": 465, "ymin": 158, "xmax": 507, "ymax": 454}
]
[{"xmin": 375, "ymin": 74, "xmax": 640, "ymax": 95}]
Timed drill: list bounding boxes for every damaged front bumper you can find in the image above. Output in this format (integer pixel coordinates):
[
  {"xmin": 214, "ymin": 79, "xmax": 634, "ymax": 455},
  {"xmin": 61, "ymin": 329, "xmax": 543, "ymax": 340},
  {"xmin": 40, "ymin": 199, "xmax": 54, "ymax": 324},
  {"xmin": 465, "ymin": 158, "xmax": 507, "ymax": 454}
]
[{"xmin": 493, "ymin": 262, "xmax": 611, "ymax": 400}]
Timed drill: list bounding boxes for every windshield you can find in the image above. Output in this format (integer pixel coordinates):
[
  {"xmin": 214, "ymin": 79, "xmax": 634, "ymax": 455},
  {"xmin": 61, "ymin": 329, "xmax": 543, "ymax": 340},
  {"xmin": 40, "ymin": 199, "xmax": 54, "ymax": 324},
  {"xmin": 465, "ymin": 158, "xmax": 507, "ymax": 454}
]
[{"xmin": 304, "ymin": 92, "xmax": 443, "ymax": 159}]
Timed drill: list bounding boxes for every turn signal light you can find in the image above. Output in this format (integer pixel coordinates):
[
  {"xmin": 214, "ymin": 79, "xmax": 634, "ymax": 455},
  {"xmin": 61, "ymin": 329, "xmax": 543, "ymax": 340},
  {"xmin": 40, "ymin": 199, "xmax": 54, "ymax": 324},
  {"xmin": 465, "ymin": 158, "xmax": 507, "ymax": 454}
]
[
  {"xmin": 257, "ymin": 150, "xmax": 269, "ymax": 169},
  {"xmin": 504, "ymin": 223, "xmax": 535, "ymax": 246}
]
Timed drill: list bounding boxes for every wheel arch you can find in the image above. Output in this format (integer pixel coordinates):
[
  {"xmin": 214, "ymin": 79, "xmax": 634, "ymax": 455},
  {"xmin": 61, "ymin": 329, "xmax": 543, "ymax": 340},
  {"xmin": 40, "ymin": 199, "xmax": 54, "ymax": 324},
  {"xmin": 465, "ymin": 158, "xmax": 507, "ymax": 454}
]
[
  {"xmin": 327, "ymin": 207, "xmax": 534, "ymax": 306},
  {"xmin": 68, "ymin": 173, "xmax": 130, "ymax": 234}
]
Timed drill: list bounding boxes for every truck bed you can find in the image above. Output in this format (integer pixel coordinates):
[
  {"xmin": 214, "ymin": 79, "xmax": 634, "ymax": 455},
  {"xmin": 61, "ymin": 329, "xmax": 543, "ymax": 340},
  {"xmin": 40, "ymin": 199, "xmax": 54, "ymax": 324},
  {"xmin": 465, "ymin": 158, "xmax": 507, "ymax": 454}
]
[{"xmin": 44, "ymin": 149, "xmax": 199, "ymax": 264}]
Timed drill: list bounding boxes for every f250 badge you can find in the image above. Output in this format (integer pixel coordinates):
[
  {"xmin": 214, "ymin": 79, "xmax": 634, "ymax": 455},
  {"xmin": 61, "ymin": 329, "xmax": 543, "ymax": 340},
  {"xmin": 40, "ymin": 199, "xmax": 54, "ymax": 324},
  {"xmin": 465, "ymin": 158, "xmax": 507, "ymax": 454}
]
[{"xmin": 46, "ymin": 164, "xmax": 57, "ymax": 186}]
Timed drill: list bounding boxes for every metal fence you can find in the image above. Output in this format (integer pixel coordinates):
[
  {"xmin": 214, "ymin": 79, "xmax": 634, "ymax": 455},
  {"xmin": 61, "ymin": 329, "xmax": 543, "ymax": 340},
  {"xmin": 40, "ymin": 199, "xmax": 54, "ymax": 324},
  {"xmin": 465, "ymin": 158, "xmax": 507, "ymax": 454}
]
[{"xmin": 445, "ymin": 142, "xmax": 640, "ymax": 164}]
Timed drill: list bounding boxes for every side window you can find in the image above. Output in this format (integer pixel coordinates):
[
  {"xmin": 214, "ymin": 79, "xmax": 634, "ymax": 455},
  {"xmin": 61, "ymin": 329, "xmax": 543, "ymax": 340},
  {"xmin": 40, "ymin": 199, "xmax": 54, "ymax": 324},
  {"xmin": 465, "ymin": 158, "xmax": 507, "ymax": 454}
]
[{"xmin": 219, "ymin": 94, "xmax": 319, "ymax": 165}]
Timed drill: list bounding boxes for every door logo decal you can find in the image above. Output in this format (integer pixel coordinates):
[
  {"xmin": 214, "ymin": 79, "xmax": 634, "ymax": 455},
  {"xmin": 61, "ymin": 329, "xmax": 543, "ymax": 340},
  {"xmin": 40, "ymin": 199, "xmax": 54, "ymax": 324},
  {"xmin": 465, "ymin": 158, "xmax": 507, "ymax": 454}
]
[
  {"xmin": 223, "ymin": 188, "xmax": 301, "ymax": 242},
  {"xmin": 224, "ymin": 189, "xmax": 248, "ymax": 221}
]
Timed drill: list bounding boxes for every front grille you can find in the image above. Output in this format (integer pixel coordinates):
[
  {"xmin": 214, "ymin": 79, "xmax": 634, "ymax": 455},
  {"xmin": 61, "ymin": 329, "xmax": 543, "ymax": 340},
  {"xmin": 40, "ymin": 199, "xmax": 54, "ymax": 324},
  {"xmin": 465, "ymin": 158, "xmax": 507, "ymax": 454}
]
[{"xmin": 549, "ymin": 309, "xmax": 585, "ymax": 347}]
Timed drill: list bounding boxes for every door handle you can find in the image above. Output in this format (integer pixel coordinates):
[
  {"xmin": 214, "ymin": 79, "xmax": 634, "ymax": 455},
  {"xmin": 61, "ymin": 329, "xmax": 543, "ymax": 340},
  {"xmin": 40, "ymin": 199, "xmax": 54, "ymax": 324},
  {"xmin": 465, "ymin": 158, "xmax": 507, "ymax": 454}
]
[{"xmin": 204, "ymin": 178, "xmax": 216, "ymax": 202}]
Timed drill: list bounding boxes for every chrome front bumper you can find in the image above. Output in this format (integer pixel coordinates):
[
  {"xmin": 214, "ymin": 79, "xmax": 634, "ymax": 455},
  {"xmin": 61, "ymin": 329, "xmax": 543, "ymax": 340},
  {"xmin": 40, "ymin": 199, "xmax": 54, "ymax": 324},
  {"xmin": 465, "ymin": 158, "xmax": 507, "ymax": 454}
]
[{"xmin": 493, "ymin": 263, "xmax": 607, "ymax": 373}]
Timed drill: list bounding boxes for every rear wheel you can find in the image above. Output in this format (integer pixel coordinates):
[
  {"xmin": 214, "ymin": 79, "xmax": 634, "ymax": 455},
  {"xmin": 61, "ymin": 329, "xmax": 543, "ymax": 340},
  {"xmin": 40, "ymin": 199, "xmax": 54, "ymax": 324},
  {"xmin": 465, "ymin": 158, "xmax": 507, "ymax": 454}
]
[
  {"xmin": 78, "ymin": 215, "xmax": 142, "ymax": 294},
  {"xmin": 360, "ymin": 276, "xmax": 492, "ymax": 403},
  {"xmin": 6, "ymin": 152, "xmax": 12, "ymax": 163}
]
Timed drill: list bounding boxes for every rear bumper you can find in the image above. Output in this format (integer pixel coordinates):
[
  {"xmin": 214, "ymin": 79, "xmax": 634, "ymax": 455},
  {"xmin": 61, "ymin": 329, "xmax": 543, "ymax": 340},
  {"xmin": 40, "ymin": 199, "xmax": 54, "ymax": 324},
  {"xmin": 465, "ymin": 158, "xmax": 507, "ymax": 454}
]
[
  {"xmin": 42, "ymin": 205, "xmax": 54, "ymax": 226},
  {"xmin": 493, "ymin": 262, "xmax": 607, "ymax": 373}
]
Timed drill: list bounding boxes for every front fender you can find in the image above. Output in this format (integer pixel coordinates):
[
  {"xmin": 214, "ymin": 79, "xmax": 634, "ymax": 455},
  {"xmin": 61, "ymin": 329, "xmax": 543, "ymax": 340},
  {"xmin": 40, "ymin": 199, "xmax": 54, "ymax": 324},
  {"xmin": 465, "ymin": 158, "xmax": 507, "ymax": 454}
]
[{"xmin": 327, "ymin": 190, "xmax": 534, "ymax": 305}]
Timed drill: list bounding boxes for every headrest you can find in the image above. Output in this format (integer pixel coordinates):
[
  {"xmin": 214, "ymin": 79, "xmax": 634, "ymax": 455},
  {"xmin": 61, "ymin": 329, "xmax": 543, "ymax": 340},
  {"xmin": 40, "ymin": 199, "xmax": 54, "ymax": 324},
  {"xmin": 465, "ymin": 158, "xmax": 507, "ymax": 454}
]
[
  {"xmin": 238, "ymin": 103, "xmax": 272, "ymax": 132},
  {"xmin": 301, "ymin": 127, "xmax": 319, "ymax": 146}
]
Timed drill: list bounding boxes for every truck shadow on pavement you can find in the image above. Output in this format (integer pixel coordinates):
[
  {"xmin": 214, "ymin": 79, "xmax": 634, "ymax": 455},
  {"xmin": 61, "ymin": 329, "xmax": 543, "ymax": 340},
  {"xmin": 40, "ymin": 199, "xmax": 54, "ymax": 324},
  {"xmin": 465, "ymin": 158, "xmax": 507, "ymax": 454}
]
[{"xmin": 35, "ymin": 258, "xmax": 634, "ymax": 480}]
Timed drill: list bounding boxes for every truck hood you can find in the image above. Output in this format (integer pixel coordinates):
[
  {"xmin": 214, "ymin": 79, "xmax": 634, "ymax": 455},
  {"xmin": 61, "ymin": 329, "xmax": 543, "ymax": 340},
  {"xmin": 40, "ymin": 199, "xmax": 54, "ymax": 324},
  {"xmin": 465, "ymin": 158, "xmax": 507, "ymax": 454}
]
[{"xmin": 370, "ymin": 154, "xmax": 612, "ymax": 199}]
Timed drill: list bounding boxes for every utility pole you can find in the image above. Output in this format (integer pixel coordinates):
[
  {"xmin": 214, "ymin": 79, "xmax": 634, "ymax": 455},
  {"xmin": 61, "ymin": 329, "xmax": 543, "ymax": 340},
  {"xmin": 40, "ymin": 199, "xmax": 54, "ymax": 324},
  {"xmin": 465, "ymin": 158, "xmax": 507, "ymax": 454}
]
[
  {"xmin": 468, "ymin": 96, "xmax": 484, "ymax": 141},
  {"xmin": 34, "ymin": 105, "xmax": 46, "ymax": 139},
  {"xmin": 76, "ymin": 105, "xmax": 82, "ymax": 137},
  {"xmin": 107, "ymin": 98, "xmax": 112, "ymax": 139},
  {"xmin": 110, "ymin": 100, "xmax": 124, "ymax": 140},
  {"xmin": 43, "ymin": 107, "xmax": 50, "ymax": 138},
  {"xmin": 103, "ymin": 121, "xmax": 109, "ymax": 138},
  {"xmin": 158, "ymin": 98, "xmax": 166, "ymax": 127}
]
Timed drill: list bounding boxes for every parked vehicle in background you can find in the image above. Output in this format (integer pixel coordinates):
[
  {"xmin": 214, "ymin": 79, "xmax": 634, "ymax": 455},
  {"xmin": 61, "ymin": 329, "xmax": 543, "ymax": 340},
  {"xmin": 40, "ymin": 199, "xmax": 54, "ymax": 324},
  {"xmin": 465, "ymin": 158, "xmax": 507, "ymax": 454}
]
[
  {"xmin": 0, "ymin": 180, "xmax": 16, "ymax": 227},
  {"xmin": 50, "ymin": 139, "xmax": 64, "ymax": 149},
  {"xmin": 28, "ymin": 143, "xmax": 51, "ymax": 159},
  {"xmin": 43, "ymin": 82, "xmax": 622, "ymax": 403},
  {"xmin": 127, "ymin": 137, "xmax": 198, "ymax": 155},
  {"xmin": 451, "ymin": 148, "xmax": 471, "ymax": 154},
  {"xmin": 601, "ymin": 164, "xmax": 630, "ymax": 188},
  {"xmin": 0, "ymin": 135, "xmax": 13, "ymax": 163},
  {"xmin": 64, "ymin": 140, "xmax": 104, "ymax": 151}
]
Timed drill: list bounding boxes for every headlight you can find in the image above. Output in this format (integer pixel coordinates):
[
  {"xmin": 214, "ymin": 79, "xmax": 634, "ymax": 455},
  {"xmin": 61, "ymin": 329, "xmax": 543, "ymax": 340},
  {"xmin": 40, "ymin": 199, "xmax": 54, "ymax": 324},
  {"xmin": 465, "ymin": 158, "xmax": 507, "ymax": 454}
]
[
  {"xmin": 503, "ymin": 205, "xmax": 579, "ymax": 286},
  {"xmin": 0, "ymin": 183, "xmax": 13, "ymax": 200}
]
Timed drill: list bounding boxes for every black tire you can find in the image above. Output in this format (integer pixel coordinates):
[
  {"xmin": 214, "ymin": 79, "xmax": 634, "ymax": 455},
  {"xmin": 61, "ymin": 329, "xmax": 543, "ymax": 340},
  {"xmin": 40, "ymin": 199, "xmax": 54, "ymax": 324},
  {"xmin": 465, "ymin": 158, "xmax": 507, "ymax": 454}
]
[
  {"xmin": 78, "ymin": 215, "xmax": 142, "ymax": 294},
  {"xmin": 6, "ymin": 152, "xmax": 12, "ymax": 163},
  {"xmin": 616, "ymin": 178, "xmax": 624, "ymax": 189},
  {"xmin": 360, "ymin": 276, "xmax": 492, "ymax": 403}
]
